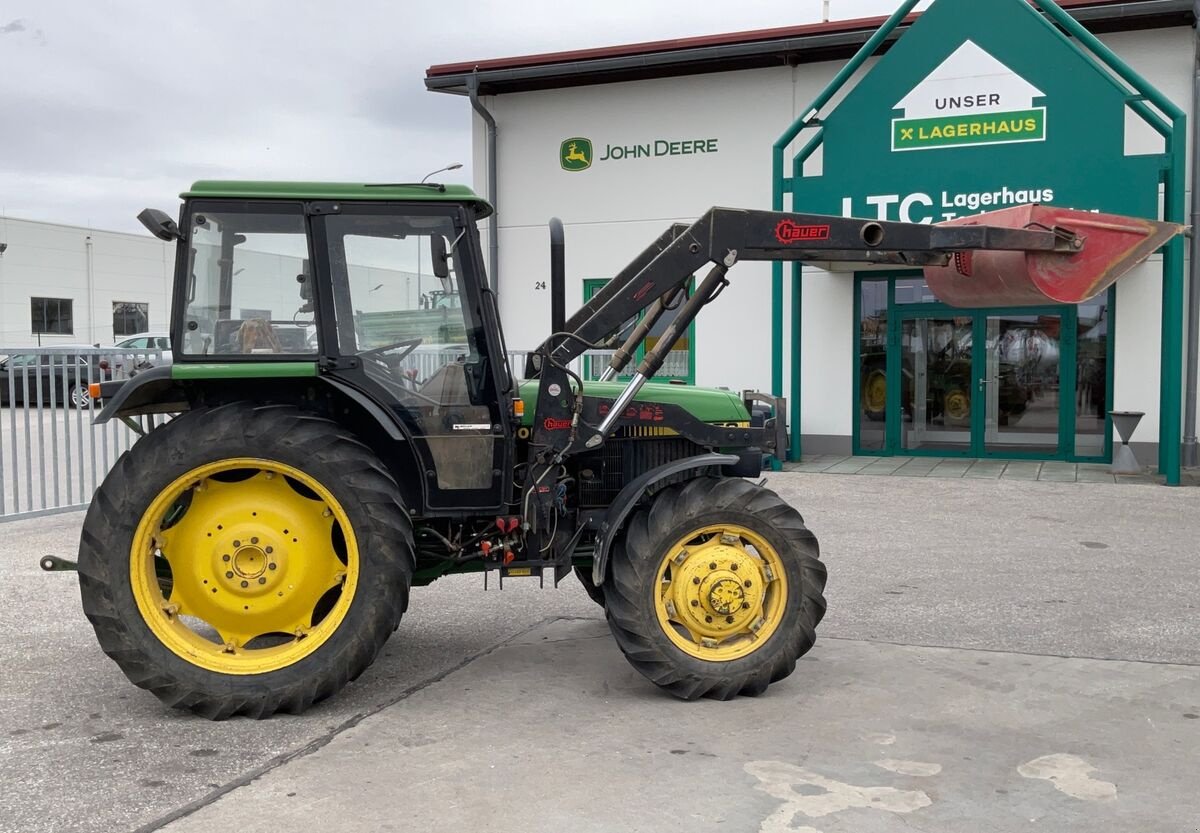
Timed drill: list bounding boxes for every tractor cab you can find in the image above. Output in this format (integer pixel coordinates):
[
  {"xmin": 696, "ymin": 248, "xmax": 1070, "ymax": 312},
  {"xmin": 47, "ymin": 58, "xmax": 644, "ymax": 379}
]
[{"xmin": 146, "ymin": 181, "xmax": 515, "ymax": 511}]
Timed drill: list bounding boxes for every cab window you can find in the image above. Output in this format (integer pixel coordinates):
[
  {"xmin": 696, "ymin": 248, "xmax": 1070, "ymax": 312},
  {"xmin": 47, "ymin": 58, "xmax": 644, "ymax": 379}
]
[{"xmin": 180, "ymin": 204, "xmax": 316, "ymax": 356}]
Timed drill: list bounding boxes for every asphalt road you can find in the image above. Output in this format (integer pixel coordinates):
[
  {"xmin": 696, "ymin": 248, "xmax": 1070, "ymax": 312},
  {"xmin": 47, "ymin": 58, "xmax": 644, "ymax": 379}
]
[{"xmin": 2, "ymin": 472, "xmax": 1198, "ymax": 832}]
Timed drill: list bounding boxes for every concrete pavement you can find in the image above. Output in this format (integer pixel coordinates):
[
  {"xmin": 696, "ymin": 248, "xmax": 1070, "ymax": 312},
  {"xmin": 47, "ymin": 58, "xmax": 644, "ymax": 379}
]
[
  {"xmin": 2, "ymin": 472, "xmax": 1198, "ymax": 832},
  {"xmin": 158, "ymin": 618, "xmax": 1200, "ymax": 833}
]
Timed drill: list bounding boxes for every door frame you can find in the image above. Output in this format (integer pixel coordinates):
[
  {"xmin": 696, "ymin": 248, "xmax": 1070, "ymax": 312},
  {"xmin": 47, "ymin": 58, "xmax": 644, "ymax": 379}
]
[
  {"xmin": 890, "ymin": 305, "xmax": 1069, "ymax": 460},
  {"xmin": 853, "ymin": 273, "xmax": 1114, "ymax": 462}
]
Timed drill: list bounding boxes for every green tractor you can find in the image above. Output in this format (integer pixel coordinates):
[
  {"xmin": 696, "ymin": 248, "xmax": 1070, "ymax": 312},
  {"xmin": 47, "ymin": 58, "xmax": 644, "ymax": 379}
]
[{"xmin": 69, "ymin": 181, "xmax": 1162, "ymax": 718}]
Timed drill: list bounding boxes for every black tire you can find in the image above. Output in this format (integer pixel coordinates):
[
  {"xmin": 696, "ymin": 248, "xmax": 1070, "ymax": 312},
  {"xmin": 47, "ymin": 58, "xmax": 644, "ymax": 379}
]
[
  {"xmin": 69, "ymin": 383, "xmax": 96, "ymax": 410},
  {"xmin": 574, "ymin": 565, "xmax": 606, "ymax": 607},
  {"xmin": 604, "ymin": 477, "xmax": 825, "ymax": 701},
  {"xmin": 77, "ymin": 402, "xmax": 414, "ymax": 719}
]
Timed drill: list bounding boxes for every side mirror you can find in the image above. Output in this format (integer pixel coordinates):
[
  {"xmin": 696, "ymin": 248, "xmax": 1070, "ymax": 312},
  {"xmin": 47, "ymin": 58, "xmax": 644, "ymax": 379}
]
[
  {"xmin": 137, "ymin": 208, "xmax": 182, "ymax": 242},
  {"xmin": 430, "ymin": 235, "xmax": 449, "ymax": 280}
]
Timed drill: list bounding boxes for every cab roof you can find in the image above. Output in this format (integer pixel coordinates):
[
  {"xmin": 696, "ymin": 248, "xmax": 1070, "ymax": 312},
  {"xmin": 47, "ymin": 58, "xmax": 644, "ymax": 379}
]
[{"xmin": 182, "ymin": 181, "xmax": 494, "ymax": 218}]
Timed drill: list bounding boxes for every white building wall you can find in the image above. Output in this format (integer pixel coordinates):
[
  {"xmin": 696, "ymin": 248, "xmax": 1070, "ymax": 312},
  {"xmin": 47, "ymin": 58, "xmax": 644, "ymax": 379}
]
[
  {"xmin": 0, "ymin": 216, "xmax": 173, "ymax": 347},
  {"xmin": 472, "ymin": 24, "xmax": 1196, "ymax": 456}
]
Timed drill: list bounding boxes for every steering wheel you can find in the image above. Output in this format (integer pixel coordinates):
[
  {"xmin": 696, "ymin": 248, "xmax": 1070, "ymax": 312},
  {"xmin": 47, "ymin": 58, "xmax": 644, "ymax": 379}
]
[{"xmin": 360, "ymin": 337, "xmax": 423, "ymax": 372}]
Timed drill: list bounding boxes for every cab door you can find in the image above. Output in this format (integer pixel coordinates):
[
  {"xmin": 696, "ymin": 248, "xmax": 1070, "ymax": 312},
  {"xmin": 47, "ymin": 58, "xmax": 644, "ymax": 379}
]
[{"xmin": 311, "ymin": 204, "xmax": 511, "ymax": 513}]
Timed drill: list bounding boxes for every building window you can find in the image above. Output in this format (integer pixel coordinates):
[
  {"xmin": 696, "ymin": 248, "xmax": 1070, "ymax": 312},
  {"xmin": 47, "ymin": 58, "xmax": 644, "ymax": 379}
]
[
  {"xmin": 31, "ymin": 297, "xmax": 74, "ymax": 335},
  {"xmin": 113, "ymin": 302, "xmax": 149, "ymax": 338}
]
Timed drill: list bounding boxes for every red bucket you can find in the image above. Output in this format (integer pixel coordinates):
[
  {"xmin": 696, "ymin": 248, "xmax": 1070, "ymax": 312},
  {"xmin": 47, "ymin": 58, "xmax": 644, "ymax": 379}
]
[{"xmin": 924, "ymin": 204, "xmax": 1183, "ymax": 308}]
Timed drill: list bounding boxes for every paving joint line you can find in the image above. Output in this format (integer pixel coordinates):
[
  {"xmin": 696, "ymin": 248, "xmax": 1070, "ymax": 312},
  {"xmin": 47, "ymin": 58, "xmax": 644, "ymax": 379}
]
[
  {"xmin": 132, "ymin": 614, "xmax": 588, "ymax": 833},
  {"xmin": 820, "ymin": 634, "xmax": 1200, "ymax": 668}
]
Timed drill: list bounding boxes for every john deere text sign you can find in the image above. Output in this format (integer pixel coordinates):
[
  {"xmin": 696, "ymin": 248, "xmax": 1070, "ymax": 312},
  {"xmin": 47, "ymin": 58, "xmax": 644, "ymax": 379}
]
[
  {"xmin": 798, "ymin": 0, "xmax": 1160, "ymax": 225},
  {"xmin": 559, "ymin": 135, "xmax": 719, "ymax": 172}
]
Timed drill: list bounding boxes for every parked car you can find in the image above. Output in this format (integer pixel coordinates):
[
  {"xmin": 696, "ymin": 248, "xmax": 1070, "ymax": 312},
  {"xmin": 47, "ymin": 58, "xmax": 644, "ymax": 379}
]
[
  {"xmin": 113, "ymin": 332, "xmax": 172, "ymax": 372},
  {"xmin": 0, "ymin": 350, "xmax": 113, "ymax": 408}
]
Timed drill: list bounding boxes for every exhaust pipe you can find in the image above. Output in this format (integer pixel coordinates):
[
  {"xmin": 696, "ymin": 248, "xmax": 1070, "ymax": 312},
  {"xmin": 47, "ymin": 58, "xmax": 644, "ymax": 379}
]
[{"xmin": 549, "ymin": 218, "xmax": 565, "ymax": 337}]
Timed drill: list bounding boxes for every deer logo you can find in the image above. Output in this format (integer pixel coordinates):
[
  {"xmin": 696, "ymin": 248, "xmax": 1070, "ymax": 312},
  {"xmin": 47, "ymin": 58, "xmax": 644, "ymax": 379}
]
[{"xmin": 560, "ymin": 137, "xmax": 593, "ymax": 171}]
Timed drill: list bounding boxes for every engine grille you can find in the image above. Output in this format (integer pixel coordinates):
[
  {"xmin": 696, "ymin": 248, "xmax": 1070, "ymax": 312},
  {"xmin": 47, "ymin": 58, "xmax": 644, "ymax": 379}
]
[{"xmin": 576, "ymin": 432, "xmax": 706, "ymax": 507}]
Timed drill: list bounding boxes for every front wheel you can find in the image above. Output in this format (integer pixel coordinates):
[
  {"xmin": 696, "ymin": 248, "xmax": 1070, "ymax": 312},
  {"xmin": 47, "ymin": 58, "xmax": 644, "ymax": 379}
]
[
  {"xmin": 77, "ymin": 403, "xmax": 414, "ymax": 719},
  {"xmin": 604, "ymin": 478, "xmax": 826, "ymax": 700}
]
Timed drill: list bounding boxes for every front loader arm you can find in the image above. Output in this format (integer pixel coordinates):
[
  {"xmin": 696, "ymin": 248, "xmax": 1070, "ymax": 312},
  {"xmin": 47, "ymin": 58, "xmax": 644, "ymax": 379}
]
[
  {"xmin": 519, "ymin": 204, "xmax": 1180, "ymax": 551},
  {"xmin": 546, "ymin": 206, "xmax": 1079, "ymax": 370}
]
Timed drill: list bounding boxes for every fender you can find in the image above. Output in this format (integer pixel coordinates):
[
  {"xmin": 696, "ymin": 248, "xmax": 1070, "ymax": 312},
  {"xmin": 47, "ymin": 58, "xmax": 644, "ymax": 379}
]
[
  {"xmin": 93, "ymin": 365, "xmax": 183, "ymax": 423},
  {"xmin": 94, "ymin": 368, "xmax": 407, "ymax": 445},
  {"xmin": 591, "ymin": 452, "xmax": 738, "ymax": 586}
]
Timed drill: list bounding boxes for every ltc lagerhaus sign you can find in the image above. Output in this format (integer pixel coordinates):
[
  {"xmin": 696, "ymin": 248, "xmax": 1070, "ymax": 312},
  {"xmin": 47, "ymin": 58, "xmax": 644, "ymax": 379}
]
[
  {"xmin": 560, "ymin": 135, "xmax": 719, "ymax": 172},
  {"xmin": 892, "ymin": 40, "xmax": 1046, "ymax": 152}
]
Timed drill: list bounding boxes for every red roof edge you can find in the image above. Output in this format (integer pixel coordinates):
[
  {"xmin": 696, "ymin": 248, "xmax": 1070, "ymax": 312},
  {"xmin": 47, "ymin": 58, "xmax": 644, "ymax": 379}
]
[{"xmin": 426, "ymin": 0, "xmax": 1146, "ymax": 78}]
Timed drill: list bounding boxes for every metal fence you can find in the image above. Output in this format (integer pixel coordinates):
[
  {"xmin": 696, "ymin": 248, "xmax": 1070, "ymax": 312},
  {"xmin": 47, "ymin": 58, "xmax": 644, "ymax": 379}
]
[
  {"xmin": 0, "ymin": 347, "xmax": 170, "ymax": 521},
  {"xmin": 0, "ymin": 347, "xmax": 622, "ymax": 522}
]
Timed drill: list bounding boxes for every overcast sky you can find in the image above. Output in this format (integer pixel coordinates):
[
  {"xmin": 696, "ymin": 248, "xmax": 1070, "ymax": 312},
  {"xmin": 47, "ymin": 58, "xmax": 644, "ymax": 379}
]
[{"xmin": 0, "ymin": 1, "xmax": 929, "ymax": 233}]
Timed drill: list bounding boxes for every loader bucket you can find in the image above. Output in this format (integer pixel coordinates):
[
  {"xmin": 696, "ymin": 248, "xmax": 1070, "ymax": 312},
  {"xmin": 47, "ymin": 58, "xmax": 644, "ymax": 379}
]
[{"xmin": 923, "ymin": 204, "xmax": 1184, "ymax": 308}]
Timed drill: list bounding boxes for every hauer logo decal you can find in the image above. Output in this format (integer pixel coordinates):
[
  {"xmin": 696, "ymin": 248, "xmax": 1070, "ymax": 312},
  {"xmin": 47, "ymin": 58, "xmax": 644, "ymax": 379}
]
[
  {"xmin": 892, "ymin": 40, "xmax": 1046, "ymax": 152},
  {"xmin": 775, "ymin": 220, "xmax": 830, "ymax": 244},
  {"xmin": 560, "ymin": 137, "xmax": 593, "ymax": 171},
  {"xmin": 543, "ymin": 417, "xmax": 572, "ymax": 431}
]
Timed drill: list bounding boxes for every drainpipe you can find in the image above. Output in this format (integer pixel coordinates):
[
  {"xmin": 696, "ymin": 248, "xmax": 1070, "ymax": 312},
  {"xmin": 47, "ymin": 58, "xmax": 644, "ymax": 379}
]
[
  {"xmin": 468, "ymin": 70, "xmax": 499, "ymax": 293},
  {"xmin": 1184, "ymin": 1, "xmax": 1200, "ymax": 467},
  {"xmin": 85, "ymin": 235, "xmax": 96, "ymax": 343}
]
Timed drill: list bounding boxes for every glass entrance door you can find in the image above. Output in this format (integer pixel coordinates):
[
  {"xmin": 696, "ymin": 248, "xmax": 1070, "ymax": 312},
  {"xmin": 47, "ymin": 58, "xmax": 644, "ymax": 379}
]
[
  {"xmin": 898, "ymin": 316, "xmax": 974, "ymax": 452},
  {"xmin": 894, "ymin": 310, "xmax": 1064, "ymax": 456},
  {"xmin": 981, "ymin": 313, "xmax": 1063, "ymax": 455}
]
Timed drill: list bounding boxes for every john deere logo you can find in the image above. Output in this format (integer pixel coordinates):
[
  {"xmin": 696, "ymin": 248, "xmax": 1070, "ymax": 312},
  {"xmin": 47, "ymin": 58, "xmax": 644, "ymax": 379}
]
[{"xmin": 560, "ymin": 137, "xmax": 593, "ymax": 171}]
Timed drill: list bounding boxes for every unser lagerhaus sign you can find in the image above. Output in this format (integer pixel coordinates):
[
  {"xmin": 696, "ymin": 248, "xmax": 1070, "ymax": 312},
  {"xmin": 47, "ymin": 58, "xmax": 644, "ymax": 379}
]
[{"xmin": 797, "ymin": 0, "xmax": 1162, "ymax": 226}]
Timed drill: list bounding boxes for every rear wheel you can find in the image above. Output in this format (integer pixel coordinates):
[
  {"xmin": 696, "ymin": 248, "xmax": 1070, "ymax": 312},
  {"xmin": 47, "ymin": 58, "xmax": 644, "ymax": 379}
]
[
  {"xmin": 604, "ymin": 478, "xmax": 825, "ymax": 700},
  {"xmin": 77, "ymin": 402, "xmax": 413, "ymax": 719},
  {"xmin": 70, "ymin": 383, "xmax": 94, "ymax": 409}
]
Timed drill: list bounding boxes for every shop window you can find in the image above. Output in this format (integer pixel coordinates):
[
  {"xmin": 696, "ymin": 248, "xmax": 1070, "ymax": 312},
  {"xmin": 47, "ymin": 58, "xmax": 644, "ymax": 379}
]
[
  {"xmin": 31, "ymin": 297, "xmax": 73, "ymax": 335},
  {"xmin": 581, "ymin": 278, "xmax": 694, "ymax": 384},
  {"xmin": 893, "ymin": 277, "xmax": 937, "ymax": 305},
  {"xmin": 856, "ymin": 279, "xmax": 889, "ymax": 451},
  {"xmin": 113, "ymin": 302, "xmax": 149, "ymax": 337}
]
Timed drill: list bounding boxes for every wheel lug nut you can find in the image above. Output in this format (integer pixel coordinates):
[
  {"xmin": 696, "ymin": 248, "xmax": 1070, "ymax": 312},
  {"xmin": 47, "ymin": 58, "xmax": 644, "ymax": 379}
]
[
  {"xmin": 251, "ymin": 537, "xmax": 259, "ymax": 544},
  {"xmin": 692, "ymin": 577, "xmax": 701, "ymax": 585},
  {"xmin": 222, "ymin": 554, "xmax": 230, "ymax": 562},
  {"xmin": 708, "ymin": 562, "xmax": 717, "ymax": 570},
  {"xmin": 225, "ymin": 571, "xmax": 234, "ymax": 579},
  {"xmin": 742, "ymin": 602, "xmax": 750, "ymax": 609},
  {"xmin": 258, "ymin": 577, "xmax": 266, "ymax": 585},
  {"xmin": 269, "ymin": 563, "xmax": 277, "ymax": 570},
  {"xmin": 690, "ymin": 599, "xmax": 699, "ymax": 607},
  {"xmin": 240, "ymin": 580, "xmax": 249, "ymax": 588},
  {"xmin": 744, "ymin": 580, "xmax": 752, "ymax": 588},
  {"xmin": 233, "ymin": 540, "xmax": 241, "ymax": 547},
  {"xmin": 731, "ymin": 563, "xmax": 739, "ymax": 571},
  {"xmin": 265, "ymin": 546, "xmax": 273, "ymax": 554},
  {"xmin": 726, "ymin": 615, "xmax": 735, "ymax": 624},
  {"xmin": 704, "ymin": 616, "xmax": 713, "ymax": 623}
]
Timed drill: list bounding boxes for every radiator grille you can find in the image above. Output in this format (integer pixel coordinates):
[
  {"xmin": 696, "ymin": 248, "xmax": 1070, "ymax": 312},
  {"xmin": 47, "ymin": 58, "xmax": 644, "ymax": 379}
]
[{"xmin": 576, "ymin": 434, "xmax": 706, "ymax": 507}]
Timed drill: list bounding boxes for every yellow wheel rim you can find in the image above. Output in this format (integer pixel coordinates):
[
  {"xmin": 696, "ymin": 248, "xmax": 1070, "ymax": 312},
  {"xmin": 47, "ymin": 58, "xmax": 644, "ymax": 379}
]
[
  {"xmin": 129, "ymin": 458, "xmax": 359, "ymax": 676},
  {"xmin": 653, "ymin": 523, "xmax": 788, "ymax": 662},
  {"xmin": 863, "ymin": 370, "xmax": 887, "ymax": 413},
  {"xmin": 945, "ymin": 389, "xmax": 971, "ymax": 421}
]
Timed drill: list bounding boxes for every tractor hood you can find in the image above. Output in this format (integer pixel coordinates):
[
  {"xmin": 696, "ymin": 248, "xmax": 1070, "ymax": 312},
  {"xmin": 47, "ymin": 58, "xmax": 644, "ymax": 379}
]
[{"xmin": 517, "ymin": 379, "xmax": 750, "ymax": 427}]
